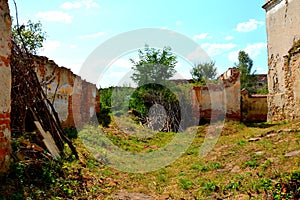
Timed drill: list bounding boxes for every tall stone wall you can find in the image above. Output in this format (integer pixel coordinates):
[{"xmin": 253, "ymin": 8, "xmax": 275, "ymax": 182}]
[
  {"xmin": 263, "ymin": 0, "xmax": 300, "ymax": 121},
  {"xmin": 191, "ymin": 68, "xmax": 241, "ymax": 123},
  {"xmin": 33, "ymin": 56, "xmax": 100, "ymax": 128},
  {"xmin": 0, "ymin": 0, "xmax": 11, "ymax": 172}
]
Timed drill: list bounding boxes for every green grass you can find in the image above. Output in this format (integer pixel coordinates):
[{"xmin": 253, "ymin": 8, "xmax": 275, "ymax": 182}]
[
  {"xmin": 72, "ymin": 118, "xmax": 300, "ymax": 199},
  {"xmin": 2, "ymin": 118, "xmax": 300, "ymax": 199}
]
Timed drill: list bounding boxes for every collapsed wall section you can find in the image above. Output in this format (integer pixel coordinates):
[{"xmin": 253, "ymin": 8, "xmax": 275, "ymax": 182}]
[
  {"xmin": 33, "ymin": 56, "xmax": 100, "ymax": 128},
  {"xmin": 191, "ymin": 68, "xmax": 241, "ymax": 123},
  {"xmin": 0, "ymin": 0, "xmax": 11, "ymax": 172}
]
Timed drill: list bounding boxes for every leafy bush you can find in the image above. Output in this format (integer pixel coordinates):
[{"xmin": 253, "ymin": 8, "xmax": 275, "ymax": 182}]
[{"xmin": 129, "ymin": 83, "xmax": 181, "ymax": 132}]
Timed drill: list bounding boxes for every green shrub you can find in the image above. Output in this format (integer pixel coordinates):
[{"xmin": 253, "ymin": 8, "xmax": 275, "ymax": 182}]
[{"xmin": 179, "ymin": 178, "xmax": 194, "ymax": 190}]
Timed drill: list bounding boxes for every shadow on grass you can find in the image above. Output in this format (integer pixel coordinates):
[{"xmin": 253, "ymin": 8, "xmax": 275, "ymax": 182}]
[{"xmin": 244, "ymin": 122, "xmax": 281, "ymax": 128}]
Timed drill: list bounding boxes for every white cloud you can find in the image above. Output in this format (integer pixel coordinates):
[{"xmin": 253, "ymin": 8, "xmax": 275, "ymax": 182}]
[
  {"xmin": 236, "ymin": 19, "xmax": 264, "ymax": 32},
  {"xmin": 78, "ymin": 31, "xmax": 106, "ymax": 39},
  {"xmin": 175, "ymin": 20, "xmax": 183, "ymax": 26},
  {"xmin": 228, "ymin": 42, "xmax": 267, "ymax": 62},
  {"xmin": 228, "ymin": 50, "xmax": 239, "ymax": 62},
  {"xmin": 225, "ymin": 36, "xmax": 234, "ymax": 40},
  {"xmin": 60, "ymin": 0, "xmax": 100, "ymax": 10},
  {"xmin": 60, "ymin": 2, "xmax": 82, "ymax": 9},
  {"xmin": 186, "ymin": 46, "xmax": 211, "ymax": 63},
  {"xmin": 193, "ymin": 33, "xmax": 213, "ymax": 40},
  {"xmin": 82, "ymin": 0, "xmax": 100, "ymax": 9},
  {"xmin": 244, "ymin": 42, "xmax": 267, "ymax": 58},
  {"xmin": 70, "ymin": 44, "xmax": 77, "ymax": 49},
  {"xmin": 40, "ymin": 40, "xmax": 62, "ymax": 55},
  {"xmin": 201, "ymin": 43, "xmax": 237, "ymax": 56},
  {"xmin": 36, "ymin": 11, "xmax": 73, "ymax": 24}
]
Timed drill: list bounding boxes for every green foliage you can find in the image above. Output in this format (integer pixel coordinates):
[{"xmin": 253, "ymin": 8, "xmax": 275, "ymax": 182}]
[
  {"xmin": 12, "ymin": 20, "xmax": 46, "ymax": 54},
  {"xmin": 203, "ymin": 181, "xmax": 219, "ymax": 192},
  {"xmin": 99, "ymin": 88, "xmax": 112, "ymax": 110},
  {"xmin": 256, "ymin": 84, "xmax": 268, "ymax": 94},
  {"xmin": 191, "ymin": 162, "xmax": 223, "ymax": 172},
  {"xmin": 96, "ymin": 107, "xmax": 111, "ymax": 127},
  {"xmin": 111, "ymin": 87, "xmax": 134, "ymax": 116},
  {"xmin": 235, "ymin": 50, "xmax": 257, "ymax": 93},
  {"xmin": 98, "ymin": 88, "xmax": 113, "ymax": 127},
  {"xmin": 64, "ymin": 127, "xmax": 78, "ymax": 139},
  {"xmin": 208, "ymin": 162, "xmax": 224, "ymax": 170},
  {"xmin": 130, "ymin": 45, "xmax": 177, "ymax": 86},
  {"xmin": 179, "ymin": 178, "xmax": 194, "ymax": 190},
  {"xmin": 128, "ymin": 83, "xmax": 181, "ymax": 132},
  {"xmin": 191, "ymin": 165, "xmax": 208, "ymax": 172},
  {"xmin": 243, "ymin": 158, "xmax": 259, "ymax": 169},
  {"xmin": 190, "ymin": 61, "xmax": 217, "ymax": 84},
  {"xmin": 98, "ymin": 87, "xmax": 135, "ymax": 126},
  {"xmin": 237, "ymin": 140, "xmax": 246, "ymax": 146},
  {"xmin": 226, "ymin": 181, "xmax": 240, "ymax": 190}
]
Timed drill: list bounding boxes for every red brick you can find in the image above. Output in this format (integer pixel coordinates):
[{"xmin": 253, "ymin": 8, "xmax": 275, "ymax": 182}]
[
  {"xmin": 0, "ymin": 55, "xmax": 10, "ymax": 67},
  {"xmin": 0, "ymin": 112, "xmax": 10, "ymax": 118},
  {"xmin": 0, "ymin": 149, "xmax": 7, "ymax": 156},
  {"xmin": 0, "ymin": 137, "xmax": 7, "ymax": 143},
  {"xmin": 0, "ymin": 119, "xmax": 10, "ymax": 125}
]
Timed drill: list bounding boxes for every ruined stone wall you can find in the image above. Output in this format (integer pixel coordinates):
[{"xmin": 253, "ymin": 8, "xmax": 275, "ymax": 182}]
[
  {"xmin": 263, "ymin": 0, "xmax": 300, "ymax": 121},
  {"xmin": 191, "ymin": 68, "xmax": 241, "ymax": 123},
  {"xmin": 241, "ymin": 90, "xmax": 268, "ymax": 122},
  {"xmin": 0, "ymin": 0, "xmax": 11, "ymax": 172},
  {"xmin": 33, "ymin": 56, "xmax": 100, "ymax": 128}
]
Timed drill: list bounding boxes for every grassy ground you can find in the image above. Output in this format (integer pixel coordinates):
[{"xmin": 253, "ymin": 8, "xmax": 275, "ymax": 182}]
[{"xmin": 1, "ymin": 118, "xmax": 300, "ymax": 199}]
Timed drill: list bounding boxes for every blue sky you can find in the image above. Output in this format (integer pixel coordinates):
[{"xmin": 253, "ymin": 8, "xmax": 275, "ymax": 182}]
[{"xmin": 8, "ymin": 0, "xmax": 268, "ymax": 87}]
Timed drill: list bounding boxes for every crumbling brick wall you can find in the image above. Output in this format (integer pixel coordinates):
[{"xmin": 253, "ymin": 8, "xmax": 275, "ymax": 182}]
[
  {"xmin": 241, "ymin": 90, "xmax": 268, "ymax": 122},
  {"xmin": 269, "ymin": 43, "xmax": 300, "ymax": 121},
  {"xmin": 0, "ymin": 0, "xmax": 11, "ymax": 172},
  {"xmin": 191, "ymin": 68, "xmax": 241, "ymax": 123},
  {"xmin": 32, "ymin": 56, "xmax": 100, "ymax": 128},
  {"xmin": 263, "ymin": 0, "xmax": 300, "ymax": 121}
]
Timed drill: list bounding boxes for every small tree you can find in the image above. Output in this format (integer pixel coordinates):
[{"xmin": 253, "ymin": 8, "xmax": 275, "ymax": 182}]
[
  {"xmin": 12, "ymin": 20, "xmax": 46, "ymax": 54},
  {"xmin": 190, "ymin": 61, "xmax": 217, "ymax": 83},
  {"xmin": 130, "ymin": 45, "xmax": 177, "ymax": 86},
  {"xmin": 235, "ymin": 50, "xmax": 256, "ymax": 92},
  {"xmin": 129, "ymin": 45, "xmax": 181, "ymax": 132}
]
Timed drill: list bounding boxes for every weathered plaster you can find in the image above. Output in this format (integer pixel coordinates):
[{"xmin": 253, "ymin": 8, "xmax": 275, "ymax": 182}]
[
  {"xmin": 32, "ymin": 56, "xmax": 100, "ymax": 128},
  {"xmin": 264, "ymin": 0, "xmax": 300, "ymax": 121},
  {"xmin": 192, "ymin": 68, "xmax": 241, "ymax": 123},
  {"xmin": 0, "ymin": 0, "xmax": 11, "ymax": 172}
]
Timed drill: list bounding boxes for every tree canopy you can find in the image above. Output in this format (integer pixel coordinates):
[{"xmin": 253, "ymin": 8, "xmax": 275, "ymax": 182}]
[
  {"xmin": 235, "ymin": 50, "xmax": 256, "ymax": 92},
  {"xmin": 190, "ymin": 61, "xmax": 217, "ymax": 83},
  {"xmin": 12, "ymin": 20, "xmax": 46, "ymax": 55},
  {"xmin": 128, "ymin": 45, "xmax": 181, "ymax": 132},
  {"xmin": 130, "ymin": 45, "xmax": 177, "ymax": 86}
]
